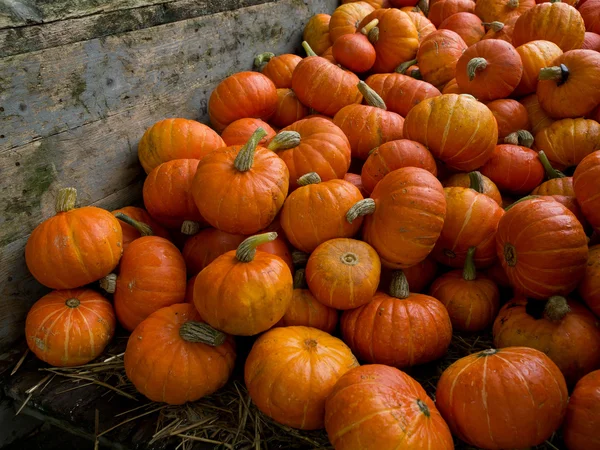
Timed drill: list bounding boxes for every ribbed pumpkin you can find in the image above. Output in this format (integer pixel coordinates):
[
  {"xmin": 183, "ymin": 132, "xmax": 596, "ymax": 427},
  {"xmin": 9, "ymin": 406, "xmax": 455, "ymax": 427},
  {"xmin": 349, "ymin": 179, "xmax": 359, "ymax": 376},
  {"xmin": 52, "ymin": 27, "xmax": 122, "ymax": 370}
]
[
  {"xmin": 583, "ymin": 31, "xmax": 600, "ymax": 51},
  {"xmin": 404, "ymin": 94, "xmax": 498, "ymax": 171},
  {"xmin": 579, "ymin": 245, "xmax": 600, "ymax": 317},
  {"xmin": 25, "ymin": 188, "xmax": 123, "ymax": 290},
  {"xmin": 112, "ymin": 207, "xmax": 170, "ymax": 252},
  {"xmin": 535, "ymin": 118, "xmax": 600, "ymax": 169},
  {"xmin": 436, "ymin": 347, "xmax": 568, "ymax": 450},
  {"xmin": 25, "ymin": 289, "xmax": 116, "ymax": 367},
  {"xmin": 578, "ymin": 0, "xmax": 600, "ymax": 34},
  {"xmin": 182, "ymin": 228, "xmax": 244, "ymax": 276},
  {"xmin": 486, "ymin": 99, "xmax": 530, "ymax": 141},
  {"xmin": 520, "ymin": 93, "xmax": 555, "ymax": 135},
  {"xmin": 269, "ymin": 88, "xmax": 308, "ymax": 129},
  {"xmin": 325, "ymin": 365, "xmax": 454, "ymax": 450},
  {"xmin": 341, "ymin": 271, "xmax": 452, "ymax": 368},
  {"xmin": 428, "ymin": 0, "xmax": 476, "ymax": 27},
  {"xmin": 415, "ymin": 30, "xmax": 468, "ymax": 89},
  {"xmin": 255, "ymin": 53, "xmax": 302, "ymax": 89},
  {"xmin": 574, "ymin": 150, "xmax": 600, "ymax": 230},
  {"xmin": 475, "ymin": 0, "xmax": 535, "ymax": 23},
  {"xmin": 124, "ymin": 303, "xmax": 236, "ymax": 405},
  {"xmin": 331, "ymin": 26, "xmax": 377, "ymax": 74},
  {"xmin": 329, "ymin": 2, "xmax": 375, "ymax": 42},
  {"xmin": 480, "ymin": 144, "xmax": 545, "ymax": 194},
  {"xmin": 563, "ymin": 370, "xmax": 600, "ymax": 450},
  {"xmin": 531, "ymin": 153, "xmax": 575, "ymax": 196},
  {"xmin": 482, "ymin": 16, "xmax": 518, "ymax": 42},
  {"xmin": 303, "ymin": 13, "xmax": 332, "ymax": 55},
  {"xmin": 347, "ymin": 167, "xmax": 446, "ymax": 269},
  {"xmin": 513, "ymin": 40, "xmax": 563, "ymax": 97},
  {"xmin": 439, "ymin": 12, "xmax": 485, "ymax": 46},
  {"xmin": 244, "ymin": 326, "xmax": 359, "ymax": 430},
  {"xmin": 137, "ymin": 118, "xmax": 225, "ymax": 174},
  {"xmin": 220, "ymin": 118, "xmax": 276, "ymax": 147},
  {"xmin": 443, "ymin": 171, "xmax": 502, "ymax": 205},
  {"xmin": 305, "ymin": 238, "xmax": 381, "ymax": 309},
  {"xmin": 191, "ymin": 129, "xmax": 289, "ymax": 235},
  {"xmin": 407, "ymin": 10, "xmax": 436, "ymax": 42},
  {"xmin": 193, "ymin": 233, "xmax": 293, "ymax": 336},
  {"xmin": 495, "ymin": 197, "xmax": 589, "ymax": 299},
  {"xmin": 379, "ymin": 258, "xmax": 439, "ymax": 293}
]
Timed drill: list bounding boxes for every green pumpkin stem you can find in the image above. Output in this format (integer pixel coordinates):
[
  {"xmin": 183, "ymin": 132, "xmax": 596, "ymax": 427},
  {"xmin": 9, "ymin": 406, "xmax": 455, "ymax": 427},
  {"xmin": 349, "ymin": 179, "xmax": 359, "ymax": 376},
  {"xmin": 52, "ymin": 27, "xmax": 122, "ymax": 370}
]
[
  {"xmin": 99, "ymin": 274, "xmax": 117, "ymax": 294},
  {"xmin": 358, "ymin": 81, "xmax": 387, "ymax": 110},
  {"xmin": 267, "ymin": 130, "xmax": 301, "ymax": 151},
  {"xmin": 360, "ymin": 18, "xmax": 379, "ymax": 35},
  {"xmin": 56, "ymin": 187, "xmax": 77, "ymax": 213},
  {"xmin": 467, "ymin": 57, "xmax": 488, "ymax": 81},
  {"xmin": 302, "ymin": 41, "xmax": 318, "ymax": 57},
  {"xmin": 179, "ymin": 321, "xmax": 227, "ymax": 346},
  {"xmin": 390, "ymin": 270, "xmax": 410, "ymax": 300},
  {"xmin": 538, "ymin": 151, "xmax": 566, "ymax": 180},
  {"xmin": 504, "ymin": 130, "xmax": 534, "ymax": 148},
  {"xmin": 463, "ymin": 247, "xmax": 477, "ymax": 281},
  {"xmin": 544, "ymin": 296, "xmax": 571, "ymax": 322},
  {"xmin": 292, "ymin": 251, "xmax": 309, "ymax": 267},
  {"xmin": 181, "ymin": 220, "xmax": 201, "ymax": 236},
  {"xmin": 115, "ymin": 212, "xmax": 154, "ymax": 236},
  {"xmin": 367, "ymin": 26, "xmax": 380, "ymax": 44},
  {"xmin": 253, "ymin": 52, "xmax": 275, "ymax": 72},
  {"xmin": 294, "ymin": 268, "xmax": 308, "ymax": 289},
  {"xmin": 346, "ymin": 198, "xmax": 376, "ymax": 224},
  {"xmin": 416, "ymin": 399, "xmax": 431, "ymax": 417},
  {"xmin": 416, "ymin": 0, "xmax": 429, "ymax": 15},
  {"xmin": 297, "ymin": 172, "xmax": 322, "ymax": 186},
  {"xmin": 408, "ymin": 68, "xmax": 423, "ymax": 80},
  {"xmin": 236, "ymin": 232, "xmax": 278, "ymax": 263},
  {"xmin": 396, "ymin": 59, "xmax": 418, "ymax": 75},
  {"xmin": 504, "ymin": 195, "xmax": 540, "ymax": 211},
  {"xmin": 482, "ymin": 21, "xmax": 504, "ymax": 32},
  {"xmin": 468, "ymin": 171, "xmax": 484, "ymax": 193},
  {"xmin": 234, "ymin": 127, "xmax": 267, "ymax": 172}
]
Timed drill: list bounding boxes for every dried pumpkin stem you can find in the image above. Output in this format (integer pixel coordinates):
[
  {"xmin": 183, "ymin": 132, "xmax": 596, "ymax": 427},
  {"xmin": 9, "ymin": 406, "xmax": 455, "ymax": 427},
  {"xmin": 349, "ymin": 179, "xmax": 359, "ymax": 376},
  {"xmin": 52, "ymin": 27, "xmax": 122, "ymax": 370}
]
[
  {"xmin": 181, "ymin": 220, "xmax": 201, "ymax": 235},
  {"xmin": 504, "ymin": 130, "xmax": 534, "ymax": 148},
  {"xmin": 416, "ymin": 0, "xmax": 429, "ymax": 15},
  {"xmin": 346, "ymin": 198, "xmax": 376, "ymax": 224},
  {"xmin": 467, "ymin": 57, "xmax": 488, "ymax": 81},
  {"xmin": 390, "ymin": 270, "xmax": 410, "ymax": 300},
  {"xmin": 544, "ymin": 296, "xmax": 571, "ymax": 322},
  {"xmin": 396, "ymin": 59, "xmax": 418, "ymax": 75},
  {"xmin": 253, "ymin": 52, "xmax": 275, "ymax": 72},
  {"xmin": 56, "ymin": 187, "xmax": 77, "ymax": 213},
  {"xmin": 416, "ymin": 399, "xmax": 430, "ymax": 417},
  {"xmin": 479, "ymin": 348, "xmax": 498, "ymax": 356},
  {"xmin": 302, "ymin": 41, "xmax": 318, "ymax": 57},
  {"xmin": 292, "ymin": 251, "xmax": 309, "ymax": 267},
  {"xmin": 367, "ymin": 26, "xmax": 380, "ymax": 44},
  {"xmin": 463, "ymin": 247, "xmax": 477, "ymax": 281},
  {"xmin": 482, "ymin": 21, "xmax": 504, "ymax": 32},
  {"xmin": 507, "ymin": 0, "xmax": 519, "ymax": 8},
  {"xmin": 267, "ymin": 130, "xmax": 301, "ymax": 151},
  {"xmin": 358, "ymin": 81, "xmax": 387, "ymax": 110},
  {"xmin": 65, "ymin": 298, "xmax": 80, "ymax": 308},
  {"xmin": 538, "ymin": 151, "xmax": 566, "ymax": 180},
  {"xmin": 293, "ymin": 268, "xmax": 308, "ymax": 289},
  {"xmin": 99, "ymin": 274, "xmax": 117, "ymax": 294},
  {"xmin": 341, "ymin": 252, "xmax": 359, "ymax": 266},
  {"xmin": 234, "ymin": 127, "xmax": 268, "ymax": 172},
  {"xmin": 468, "ymin": 171, "xmax": 484, "ymax": 193},
  {"xmin": 114, "ymin": 212, "xmax": 154, "ymax": 236},
  {"xmin": 236, "ymin": 232, "xmax": 278, "ymax": 263},
  {"xmin": 297, "ymin": 172, "xmax": 322, "ymax": 186},
  {"xmin": 179, "ymin": 321, "xmax": 226, "ymax": 346},
  {"xmin": 539, "ymin": 64, "xmax": 569, "ymax": 86},
  {"xmin": 360, "ymin": 18, "xmax": 379, "ymax": 35}
]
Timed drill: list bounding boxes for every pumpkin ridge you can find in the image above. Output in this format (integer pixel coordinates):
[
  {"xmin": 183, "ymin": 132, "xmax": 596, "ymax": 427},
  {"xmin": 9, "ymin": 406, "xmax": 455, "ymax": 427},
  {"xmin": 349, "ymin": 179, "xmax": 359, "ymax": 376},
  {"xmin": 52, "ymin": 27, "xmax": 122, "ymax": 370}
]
[
  {"xmin": 332, "ymin": 405, "xmax": 408, "ymax": 441},
  {"xmin": 447, "ymin": 117, "xmax": 483, "ymax": 163}
]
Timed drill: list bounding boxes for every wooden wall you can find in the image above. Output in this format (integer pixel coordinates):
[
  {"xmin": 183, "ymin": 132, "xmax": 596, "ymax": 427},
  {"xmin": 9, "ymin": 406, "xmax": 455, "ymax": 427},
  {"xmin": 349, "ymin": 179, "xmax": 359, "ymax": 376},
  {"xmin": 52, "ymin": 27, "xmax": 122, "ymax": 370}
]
[{"xmin": 0, "ymin": 0, "xmax": 338, "ymax": 353}]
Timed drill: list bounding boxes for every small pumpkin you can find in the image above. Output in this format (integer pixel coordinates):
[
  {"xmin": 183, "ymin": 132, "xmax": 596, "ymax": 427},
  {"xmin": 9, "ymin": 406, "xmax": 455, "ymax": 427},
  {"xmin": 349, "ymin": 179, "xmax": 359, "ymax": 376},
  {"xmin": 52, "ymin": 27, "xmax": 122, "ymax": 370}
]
[
  {"xmin": 407, "ymin": 10, "xmax": 436, "ymax": 41},
  {"xmin": 329, "ymin": 2, "xmax": 376, "ymax": 42},
  {"xmin": 303, "ymin": 13, "xmax": 332, "ymax": 55},
  {"xmin": 482, "ymin": 17, "xmax": 518, "ymax": 42},
  {"xmin": 342, "ymin": 172, "xmax": 368, "ymax": 197},
  {"xmin": 220, "ymin": 118, "xmax": 276, "ymax": 147},
  {"xmin": 414, "ymin": 30, "xmax": 468, "ymax": 89},
  {"xmin": 441, "ymin": 78, "xmax": 462, "ymax": 94},
  {"xmin": 579, "ymin": 0, "xmax": 600, "ymax": 34},
  {"xmin": 331, "ymin": 20, "xmax": 377, "ymax": 73},
  {"xmin": 513, "ymin": 40, "xmax": 563, "ymax": 97},
  {"xmin": 443, "ymin": 171, "xmax": 503, "ymax": 205},
  {"xmin": 531, "ymin": 152, "xmax": 574, "ymax": 196},
  {"xmin": 182, "ymin": 228, "xmax": 244, "ymax": 276},
  {"xmin": 563, "ymin": 370, "xmax": 600, "ymax": 450},
  {"xmin": 475, "ymin": 0, "xmax": 535, "ymax": 23},
  {"xmin": 254, "ymin": 53, "xmax": 302, "ymax": 88},
  {"xmin": 520, "ymin": 93, "xmax": 555, "ymax": 135},
  {"xmin": 486, "ymin": 99, "xmax": 531, "ymax": 141},
  {"xmin": 480, "ymin": 144, "xmax": 545, "ymax": 195},
  {"xmin": 428, "ymin": 0, "xmax": 476, "ymax": 27},
  {"xmin": 439, "ymin": 12, "xmax": 486, "ymax": 46},
  {"xmin": 25, "ymin": 289, "xmax": 116, "ymax": 367},
  {"xmin": 574, "ymin": 150, "xmax": 600, "ymax": 231},
  {"xmin": 111, "ymin": 207, "xmax": 170, "ymax": 252},
  {"xmin": 582, "ymin": 31, "xmax": 600, "ymax": 51},
  {"xmin": 269, "ymin": 88, "xmax": 309, "ymax": 128},
  {"xmin": 379, "ymin": 258, "xmax": 439, "ymax": 293},
  {"xmin": 579, "ymin": 245, "xmax": 600, "ymax": 318}
]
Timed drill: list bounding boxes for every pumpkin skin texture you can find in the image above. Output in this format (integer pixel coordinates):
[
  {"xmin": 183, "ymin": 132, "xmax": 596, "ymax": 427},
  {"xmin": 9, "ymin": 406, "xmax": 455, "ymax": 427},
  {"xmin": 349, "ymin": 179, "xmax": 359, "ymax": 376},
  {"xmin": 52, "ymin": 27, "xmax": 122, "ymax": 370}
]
[
  {"xmin": 305, "ymin": 238, "xmax": 381, "ymax": 310},
  {"xmin": 137, "ymin": 118, "xmax": 225, "ymax": 174},
  {"xmin": 220, "ymin": 118, "xmax": 276, "ymax": 147},
  {"xmin": 493, "ymin": 296, "xmax": 600, "ymax": 386},
  {"xmin": 535, "ymin": 118, "xmax": 600, "ymax": 169},
  {"xmin": 563, "ymin": 370, "xmax": 600, "ymax": 450},
  {"xmin": 404, "ymin": 94, "xmax": 498, "ymax": 171},
  {"xmin": 331, "ymin": 33, "xmax": 376, "ymax": 74},
  {"xmin": 303, "ymin": 14, "xmax": 332, "ymax": 56},
  {"xmin": 112, "ymin": 206, "xmax": 170, "ymax": 252},
  {"xmin": 495, "ymin": 197, "xmax": 589, "ymax": 299},
  {"xmin": 269, "ymin": 88, "xmax": 309, "ymax": 129},
  {"xmin": 475, "ymin": 0, "xmax": 535, "ymax": 23},
  {"xmin": 25, "ymin": 188, "xmax": 123, "ymax": 290},
  {"xmin": 361, "ymin": 139, "xmax": 438, "ymax": 194},
  {"xmin": 480, "ymin": 144, "xmax": 545, "ymax": 195},
  {"xmin": 531, "ymin": 176, "xmax": 574, "ymax": 197},
  {"xmin": 579, "ymin": 0, "xmax": 600, "ymax": 34},
  {"xmin": 208, "ymin": 72, "xmax": 277, "ymax": 132},
  {"xmin": 259, "ymin": 54, "xmax": 302, "ymax": 89},
  {"xmin": 439, "ymin": 12, "xmax": 485, "ymax": 47},
  {"xmin": 407, "ymin": 11, "xmax": 436, "ymax": 42},
  {"xmin": 342, "ymin": 173, "xmax": 368, "ymax": 197},
  {"xmin": 25, "ymin": 289, "xmax": 116, "ymax": 367},
  {"xmin": 113, "ymin": 236, "xmax": 187, "ymax": 331},
  {"xmin": 579, "ymin": 245, "xmax": 600, "ymax": 317},
  {"xmin": 443, "ymin": 171, "xmax": 503, "ymax": 205},
  {"xmin": 182, "ymin": 228, "xmax": 244, "ymax": 276},
  {"xmin": 436, "ymin": 347, "xmax": 568, "ymax": 450},
  {"xmin": 244, "ymin": 326, "xmax": 359, "ymax": 430},
  {"xmin": 583, "ymin": 31, "xmax": 600, "ymax": 51},
  {"xmin": 574, "ymin": 150, "xmax": 600, "ymax": 231},
  {"xmin": 520, "ymin": 93, "xmax": 555, "ymax": 136},
  {"xmin": 486, "ymin": 99, "xmax": 530, "ymax": 141},
  {"xmin": 514, "ymin": 40, "xmax": 563, "ymax": 97},
  {"xmin": 428, "ymin": 0, "xmax": 476, "ymax": 28},
  {"xmin": 124, "ymin": 304, "xmax": 236, "ymax": 405},
  {"xmin": 329, "ymin": 2, "xmax": 375, "ymax": 42},
  {"xmin": 325, "ymin": 365, "xmax": 454, "ymax": 450},
  {"xmin": 417, "ymin": 30, "xmax": 468, "ymax": 89},
  {"xmin": 379, "ymin": 258, "xmax": 439, "ymax": 293},
  {"xmin": 193, "ymin": 233, "xmax": 293, "ymax": 336}
]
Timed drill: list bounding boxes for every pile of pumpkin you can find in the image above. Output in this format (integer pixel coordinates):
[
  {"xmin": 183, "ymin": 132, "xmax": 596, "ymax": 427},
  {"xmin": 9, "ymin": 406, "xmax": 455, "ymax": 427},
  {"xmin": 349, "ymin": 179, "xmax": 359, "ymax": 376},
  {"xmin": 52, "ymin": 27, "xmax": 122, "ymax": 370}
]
[{"xmin": 21, "ymin": 0, "xmax": 600, "ymax": 448}]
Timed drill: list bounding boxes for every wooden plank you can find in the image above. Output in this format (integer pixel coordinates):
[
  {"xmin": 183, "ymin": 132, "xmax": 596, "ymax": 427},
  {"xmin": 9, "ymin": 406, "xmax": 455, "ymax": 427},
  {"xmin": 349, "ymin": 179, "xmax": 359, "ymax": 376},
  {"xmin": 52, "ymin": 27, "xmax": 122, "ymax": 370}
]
[{"xmin": 0, "ymin": 0, "xmax": 275, "ymax": 58}]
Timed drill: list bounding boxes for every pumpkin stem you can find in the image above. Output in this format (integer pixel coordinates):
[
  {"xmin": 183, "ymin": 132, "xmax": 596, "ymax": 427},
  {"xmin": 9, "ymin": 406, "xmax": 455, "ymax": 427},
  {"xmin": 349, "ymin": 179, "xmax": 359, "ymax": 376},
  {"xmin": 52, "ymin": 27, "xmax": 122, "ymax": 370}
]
[
  {"xmin": 482, "ymin": 21, "xmax": 504, "ymax": 32},
  {"xmin": 504, "ymin": 194, "xmax": 539, "ymax": 211},
  {"xmin": 503, "ymin": 243, "xmax": 517, "ymax": 267},
  {"xmin": 463, "ymin": 247, "xmax": 477, "ymax": 281},
  {"xmin": 115, "ymin": 212, "xmax": 154, "ymax": 236},
  {"xmin": 267, "ymin": 130, "xmax": 301, "ymax": 151},
  {"xmin": 99, "ymin": 273, "xmax": 117, "ymax": 294},
  {"xmin": 468, "ymin": 171, "xmax": 484, "ymax": 193},
  {"xmin": 297, "ymin": 172, "xmax": 322, "ymax": 186},
  {"xmin": 389, "ymin": 270, "xmax": 410, "ymax": 300},
  {"xmin": 467, "ymin": 57, "xmax": 488, "ymax": 81},
  {"xmin": 507, "ymin": 0, "xmax": 519, "ymax": 8},
  {"xmin": 294, "ymin": 268, "xmax": 308, "ymax": 289},
  {"xmin": 479, "ymin": 348, "xmax": 498, "ymax": 356},
  {"xmin": 416, "ymin": 399, "xmax": 431, "ymax": 417},
  {"xmin": 408, "ymin": 68, "xmax": 423, "ymax": 80},
  {"xmin": 367, "ymin": 27, "xmax": 380, "ymax": 44},
  {"xmin": 253, "ymin": 52, "xmax": 275, "ymax": 72},
  {"xmin": 357, "ymin": 81, "xmax": 387, "ymax": 110},
  {"xmin": 233, "ymin": 127, "xmax": 267, "ymax": 172},
  {"xmin": 181, "ymin": 220, "xmax": 201, "ymax": 236},
  {"xmin": 396, "ymin": 59, "xmax": 418, "ymax": 75},
  {"xmin": 292, "ymin": 251, "xmax": 309, "ymax": 267},
  {"xmin": 65, "ymin": 298, "xmax": 80, "ymax": 308},
  {"xmin": 340, "ymin": 252, "xmax": 359, "ymax": 266},
  {"xmin": 346, "ymin": 198, "xmax": 376, "ymax": 224},
  {"xmin": 539, "ymin": 64, "xmax": 569, "ymax": 86},
  {"xmin": 302, "ymin": 41, "xmax": 318, "ymax": 57},
  {"xmin": 56, "ymin": 187, "xmax": 77, "ymax": 213},
  {"xmin": 360, "ymin": 18, "xmax": 379, "ymax": 36},
  {"xmin": 417, "ymin": 0, "xmax": 429, "ymax": 15},
  {"xmin": 544, "ymin": 296, "xmax": 571, "ymax": 322},
  {"xmin": 179, "ymin": 321, "xmax": 227, "ymax": 346},
  {"xmin": 236, "ymin": 232, "xmax": 278, "ymax": 263},
  {"xmin": 538, "ymin": 151, "xmax": 566, "ymax": 180},
  {"xmin": 549, "ymin": 0, "xmax": 561, "ymax": 3},
  {"xmin": 504, "ymin": 130, "xmax": 534, "ymax": 148}
]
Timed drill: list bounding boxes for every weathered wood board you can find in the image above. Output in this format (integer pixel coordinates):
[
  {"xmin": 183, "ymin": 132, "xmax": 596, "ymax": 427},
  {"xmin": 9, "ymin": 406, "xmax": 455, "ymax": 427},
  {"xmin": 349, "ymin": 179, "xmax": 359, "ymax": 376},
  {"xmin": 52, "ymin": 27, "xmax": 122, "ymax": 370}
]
[{"xmin": 0, "ymin": 0, "xmax": 338, "ymax": 353}]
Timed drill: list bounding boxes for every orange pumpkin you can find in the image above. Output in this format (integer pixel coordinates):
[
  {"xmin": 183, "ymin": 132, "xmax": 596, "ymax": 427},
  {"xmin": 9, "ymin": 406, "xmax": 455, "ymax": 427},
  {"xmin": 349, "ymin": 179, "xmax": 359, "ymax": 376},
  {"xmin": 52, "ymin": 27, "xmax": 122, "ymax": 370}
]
[
  {"xmin": 379, "ymin": 257, "xmax": 439, "ymax": 293},
  {"xmin": 535, "ymin": 118, "xmax": 600, "ymax": 169},
  {"xmin": 407, "ymin": 11, "xmax": 436, "ymax": 42},
  {"xmin": 574, "ymin": 150, "xmax": 600, "ymax": 230},
  {"xmin": 303, "ymin": 14, "xmax": 332, "ymax": 55},
  {"xmin": 583, "ymin": 31, "xmax": 600, "ymax": 51},
  {"xmin": 513, "ymin": 40, "xmax": 563, "ymax": 97},
  {"xmin": 415, "ymin": 30, "xmax": 468, "ymax": 89},
  {"xmin": 563, "ymin": 370, "xmax": 600, "ymax": 450},
  {"xmin": 482, "ymin": 16, "xmax": 518, "ymax": 42},
  {"xmin": 25, "ymin": 289, "xmax": 115, "ymax": 367},
  {"xmin": 329, "ymin": 2, "xmax": 375, "ymax": 42},
  {"xmin": 182, "ymin": 228, "xmax": 244, "ymax": 276},
  {"xmin": 269, "ymin": 88, "xmax": 309, "ymax": 128},
  {"xmin": 475, "ymin": 0, "xmax": 535, "ymax": 23},
  {"xmin": 220, "ymin": 118, "xmax": 276, "ymax": 147},
  {"xmin": 579, "ymin": 245, "xmax": 600, "ymax": 318},
  {"xmin": 111, "ymin": 207, "xmax": 170, "ymax": 252},
  {"xmin": 342, "ymin": 172, "xmax": 368, "ymax": 197},
  {"xmin": 480, "ymin": 144, "xmax": 545, "ymax": 194},
  {"xmin": 255, "ymin": 53, "xmax": 302, "ymax": 88},
  {"xmin": 579, "ymin": 0, "xmax": 600, "ymax": 34},
  {"xmin": 439, "ymin": 12, "xmax": 485, "ymax": 46},
  {"xmin": 244, "ymin": 326, "xmax": 359, "ymax": 430},
  {"xmin": 520, "ymin": 93, "xmax": 555, "ymax": 135},
  {"xmin": 443, "ymin": 171, "xmax": 503, "ymax": 205},
  {"xmin": 25, "ymin": 188, "xmax": 123, "ymax": 290},
  {"xmin": 486, "ymin": 99, "xmax": 531, "ymax": 141},
  {"xmin": 428, "ymin": 0, "xmax": 476, "ymax": 27}
]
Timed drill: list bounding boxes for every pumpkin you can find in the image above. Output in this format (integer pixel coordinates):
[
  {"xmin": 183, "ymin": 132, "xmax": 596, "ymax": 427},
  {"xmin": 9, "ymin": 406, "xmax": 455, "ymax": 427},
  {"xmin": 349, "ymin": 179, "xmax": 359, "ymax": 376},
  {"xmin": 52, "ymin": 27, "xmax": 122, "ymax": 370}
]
[
  {"xmin": 486, "ymin": 99, "xmax": 530, "ymax": 141},
  {"xmin": 341, "ymin": 271, "xmax": 452, "ymax": 367},
  {"xmin": 436, "ymin": 347, "xmax": 568, "ymax": 449},
  {"xmin": 103, "ymin": 236, "xmax": 186, "ymax": 331},
  {"xmin": 520, "ymin": 93, "xmax": 555, "ymax": 135},
  {"xmin": 514, "ymin": 40, "xmax": 563, "ymax": 97},
  {"xmin": 415, "ymin": 30, "xmax": 468, "ymax": 89},
  {"xmin": 579, "ymin": 0, "xmax": 600, "ymax": 33},
  {"xmin": 443, "ymin": 171, "xmax": 502, "ymax": 205},
  {"xmin": 331, "ymin": 21, "xmax": 377, "ymax": 73},
  {"xmin": 191, "ymin": 128, "xmax": 289, "ymax": 235},
  {"xmin": 220, "ymin": 118, "xmax": 276, "ymax": 147},
  {"xmin": 208, "ymin": 71, "xmax": 277, "ymax": 132},
  {"xmin": 329, "ymin": 2, "xmax": 375, "ymax": 42},
  {"xmin": 579, "ymin": 245, "xmax": 600, "ymax": 317},
  {"xmin": 531, "ymin": 152, "xmax": 574, "ymax": 196},
  {"xmin": 325, "ymin": 365, "xmax": 454, "ymax": 450},
  {"xmin": 574, "ymin": 150, "xmax": 600, "ymax": 230},
  {"xmin": 475, "ymin": 0, "xmax": 535, "ymax": 22},
  {"xmin": 25, "ymin": 188, "xmax": 123, "ymax": 290},
  {"xmin": 480, "ymin": 144, "xmax": 544, "ymax": 194},
  {"xmin": 269, "ymin": 88, "xmax": 309, "ymax": 128},
  {"xmin": 182, "ymin": 228, "xmax": 244, "ymax": 276},
  {"xmin": 111, "ymin": 207, "xmax": 170, "ymax": 252},
  {"xmin": 404, "ymin": 94, "xmax": 498, "ymax": 171},
  {"xmin": 305, "ymin": 238, "xmax": 381, "ymax": 310},
  {"xmin": 193, "ymin": 233, "xmax": 293, "ymax": 336},
  {"xmin": 379, "ymin": 258, "xmax": 438, "ymax": 293},
  {"xmin": 439, "ymin": 12, "xmax": 485, "ymax": 46},
  {"xmin": 365, "ymin": 73, "xmax": 441, "ymax": 117},
  {"xmin": 493, "ymin": 296, "xmax": 600, "ymax": 386},
  {"xmin": 124, "ymin": 303, "xmax": 235, "ymax": 405},
  {"xmin": 441, "ymin": 78, "xmax": 462, "ymax": 94},
  {"xmin": 254, "ymin": 53, "xmax": 302, "ymax": 88},
  {"xmin": 244, "ymin": 326, "xmax": 358, "ymax": 430},
  {"xmin": 495, "ymin": 196, "xmax": 588, "ymax": 299},
  {"xmin": 432, "ymin": 186, "xmax": 504, "ymax": 269},
  {"xmin": 563, "ymin": 370, "xmax": 600, "ymax": 450},
  {"xmin": 430, "ymin": 247, "xmax": 500, "ymax": 332},
  {"xmin": 303, "ymin": 13, "xmax": 332, "ymax": 55},
  {"xmin": 333, "ymin": 82, "xmax": 404, "ymax": 160},
  {"xmin": 583, "ymin": 31, "xmax": 600, "ymax": 51},
  {"xmin": 360, "ymin": 139, "xmax": 437, "ymax": 194},
  {"xmin": 428, "ymin": 0, "xmax": 476, "ymax": 27},
  {"xmin": 456, "ymin": 39, "xmax": 523, "ymax": 101},
  {"xmin": 280, "ymin": 173, "xmax": 364, "ymax": 253},
  {"xmin": 482, "ymin": 16, "xmax": 518, "ymax": 42},
  {"xmin": 342, "ymin": 172, "xmax": 368, "ymax": 197},
  {"xmin": 548, "ymin": 195, "xmax": 591, "ymax": 232},
  {"xmin": 137, "ymin": 118, "xmax": 225, "ymax": 174},
  {"xmin": 535, "ymin": 118, "xmax": 600, "ymax": 169},
  {"xmin": 406, "ymin": 11, "xmax": 436, "ymax": 42},
  {"xmin": 343, "ymin": 0, "xmax": 391, "ymax": 7},
  {"xmin": 267, "ymin": 117, "xmax": 351, "ymax": 191},
  {"xmin": 25, "ymin": 289, "xmax": 116, "ymax": 367},
  {"xmin": 348, "ymin": 167, "xmax": 446, "ymax": 268}
]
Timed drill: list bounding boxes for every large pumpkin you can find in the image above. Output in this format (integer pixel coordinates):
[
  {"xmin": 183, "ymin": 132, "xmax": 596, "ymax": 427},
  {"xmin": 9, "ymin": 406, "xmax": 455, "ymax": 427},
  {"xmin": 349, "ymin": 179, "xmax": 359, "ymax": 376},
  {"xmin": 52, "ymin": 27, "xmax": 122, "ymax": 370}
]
[
  {"xmin": 244, "ymin": 326, "xmax": 358, "ymax": 430},
  {"xmin": 379, "ymin": 257, "xmax": 439, "ymax": 293},
  {"xmin": 443, "ymin": 171, "xmax": 503, "ymax": 205},
  {"xmin": 579, "ymin": 245, "xmax": 600, "ymax": 317},
  {"xmin": 513, "ymin": 40, "xmax": 563, "ymax": 97},
  {"xmin": 415, "ymin": 30, "xmax": 468, "ymax": 89},
  {"xmin": 111, "ymin": 207, "xmax": 170, "ymax": 252},
  {"xmin": 583, "ymin": 31, "xmax": 600, "ymax": 51},
  {"xmin": 563, "ymin": 370, "xmax": 600, "ymax": 450},
  {"xmin": 124, "ymin": 303, "xmax": 236, "ymax": 405},
  {"xmin": 574, "ymin": 150, "xmax": 600, "ymax": 231},
  {"xmin": 407, "ymin": 10, "xmax": 436, "ymax": 42},
  {"xmin": 220, "ymin": 118, "xmax": 276, "ymax": 147},
  {"xmin": 480, "ymin": 144, "xmax": 544, "ymax": 195},
  {"xmin": 325, "ymin": 365, "xmax": 454, "ymax": 450},
  {"xmin": 25, "ymin": 188, "xmax": 123, "ymax": 290},
  {"xmin": 535, "ymin": 118, "xmax": 600, "ymax": 169},
  {"xmin": 578, "ymin": 0, "xmax": 600, "ymax": 34},
  {"xmin": 25, "ymin": 289, "xmax": 116, "ymax": 367},
  {"xmin": 436, "ymin": 347, "xmax": 568, "ymax": 449},
  {"xmin": 520, "ymin": 93, "xmax": 555, "ymax": 136},
  {"xmin": 303, "ymin": 13, "xmax": 332, "ymax": 55}
]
